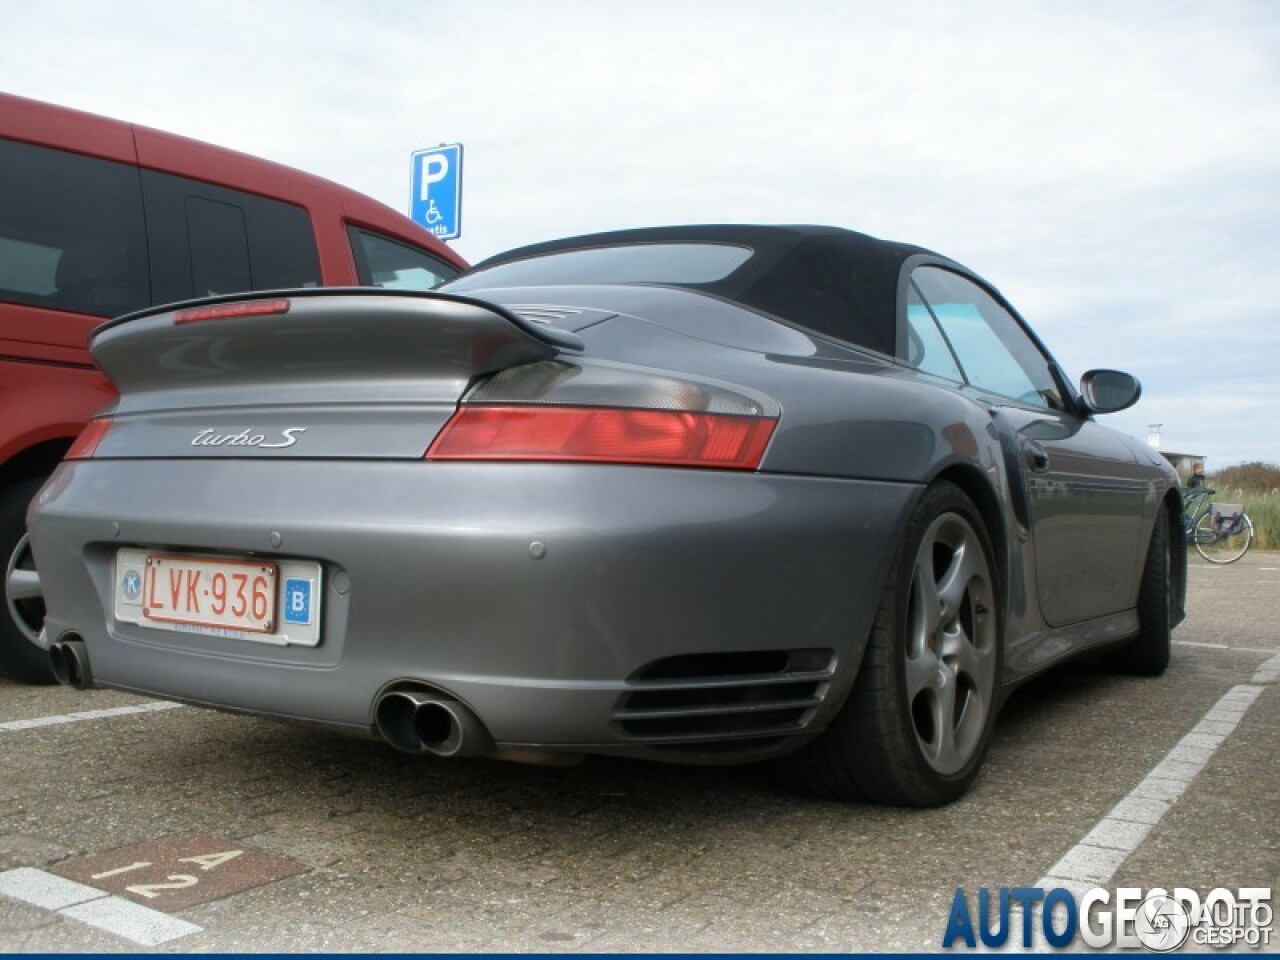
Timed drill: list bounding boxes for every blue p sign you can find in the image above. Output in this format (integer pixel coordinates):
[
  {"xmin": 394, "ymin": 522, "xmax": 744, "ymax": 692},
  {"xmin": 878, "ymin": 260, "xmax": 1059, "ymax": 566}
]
[{"xmin": 410, "ymin": 144, "xmax": 463, "ymax": 241}]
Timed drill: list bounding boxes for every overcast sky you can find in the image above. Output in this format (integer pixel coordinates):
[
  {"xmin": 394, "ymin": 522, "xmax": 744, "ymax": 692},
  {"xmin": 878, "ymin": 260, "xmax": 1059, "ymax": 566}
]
[{"xmin": 4, "ymin": 1, "xmax": 1277, "ymax": 468}]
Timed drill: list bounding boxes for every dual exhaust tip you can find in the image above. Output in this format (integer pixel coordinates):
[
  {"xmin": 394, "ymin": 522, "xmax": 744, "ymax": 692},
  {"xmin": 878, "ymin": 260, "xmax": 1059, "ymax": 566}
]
[
  {"xmin": 50, "ymin": 638, "xmax": 92, "ymax": 690},
  {"xmin": 49, "ymin": 646, "xmax": 532, "ymax": 766},
  {"xmin": 374, "ymin": 689, "xmax": 494, "ymax": 758}
]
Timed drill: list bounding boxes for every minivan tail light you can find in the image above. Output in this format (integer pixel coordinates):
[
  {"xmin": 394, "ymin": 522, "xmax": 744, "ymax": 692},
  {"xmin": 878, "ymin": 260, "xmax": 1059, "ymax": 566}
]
[
  {"xmin": 66, "ymin": 418, "xmax": 113, "ymax": 460},
  {"xmin": 427, "ymin": 405, "xmax": 775, "ymax": 470},
  {"xmin": 174, "ymin": 299, "xmax": 291, "ymax": 325}
]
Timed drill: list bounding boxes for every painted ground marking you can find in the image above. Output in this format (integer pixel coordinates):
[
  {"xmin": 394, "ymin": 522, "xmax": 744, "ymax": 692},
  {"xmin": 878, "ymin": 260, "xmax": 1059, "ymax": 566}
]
[
  {"xmin": 53, "ymin": 833, "xmax": 309, "ymax": 911},
  {"xmin": 0, "ymin": 701, "xmax": 182, "ymax": 732},
  {"xmin": 0, "ymin": 867, "xmax": 200, "ymax": 946},
  {"xmin": 1037, "ymin": 676, "xmax": 1272, "ymax": 895}
]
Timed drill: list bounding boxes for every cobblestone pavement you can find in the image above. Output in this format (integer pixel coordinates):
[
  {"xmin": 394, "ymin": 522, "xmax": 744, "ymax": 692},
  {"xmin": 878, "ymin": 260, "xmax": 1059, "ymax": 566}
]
[{"xmin": 1, "ymin": 553, "xmax": 1276, "ymax": 952}]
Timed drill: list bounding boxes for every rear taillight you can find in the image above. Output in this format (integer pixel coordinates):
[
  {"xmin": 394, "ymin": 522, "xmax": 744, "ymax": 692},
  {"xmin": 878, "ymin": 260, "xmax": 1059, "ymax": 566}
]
[
  {"xmin": 66, "ymin": 418, "xmax": 113, "ymax": 460},
  {"xmin": 174, "ymin": 299, "xmax": 291, "ymax": 325},
  {"xmin": 427, "ymin": 405, "xmax": 775, "ymax": 470}
]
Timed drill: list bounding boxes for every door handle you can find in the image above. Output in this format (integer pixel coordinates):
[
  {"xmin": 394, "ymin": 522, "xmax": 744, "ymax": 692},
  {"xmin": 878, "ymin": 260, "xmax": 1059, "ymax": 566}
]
[{"xmin": 1023, "ymin": 440, "xmax": 1051, "ymax": 473}]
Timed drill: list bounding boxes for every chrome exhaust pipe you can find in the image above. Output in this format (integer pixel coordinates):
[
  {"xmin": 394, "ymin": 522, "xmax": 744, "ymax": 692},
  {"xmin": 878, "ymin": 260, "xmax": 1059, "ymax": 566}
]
[
  {"xmin": 374, "ymin": 690, "xmax": 494, "ymax": 758},
  {"xmin": 375, "ymin": 690, "xmax": 435, "ymax": 754},
  {"xmin": 50, "ymin": 638, "xmax": 92, "ymax": 690},
  {"xmin": 414, "ymin": 699, "xmax": 493, "ymax": 758}
]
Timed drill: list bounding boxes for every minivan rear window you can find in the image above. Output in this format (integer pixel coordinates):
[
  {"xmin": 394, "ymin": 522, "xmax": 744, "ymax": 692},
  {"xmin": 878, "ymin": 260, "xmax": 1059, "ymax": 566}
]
[{"xmin": 0, "ymin": 137, "xmax": 150, "ymax": 317}]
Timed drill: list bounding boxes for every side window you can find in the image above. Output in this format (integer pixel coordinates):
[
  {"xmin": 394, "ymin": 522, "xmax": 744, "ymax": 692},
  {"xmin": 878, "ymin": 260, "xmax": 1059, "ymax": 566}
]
[
  {"xmin": 912, "ymin": 267, "xmax": 1064, "ymax": 409},
  {"xmin": 348, "ymin": 227, "xmax": 459, "ymax": 291},
  {"xmin": 0, "ymin": 137, "xmax": 150, "ymax": 317},
  {"xmin": 142, "ymin": 171, "xmax": 321, "ymax": 304},
  {"xmin": 186, "ymin": 197, "xmax": 250, "ymax": 296},
  {"xmin": 247, "ymin": 194, "xmax": 323, "ymax": 291},
  {"xmin": 904, "ymin": 283, "xmax": 963, "ymax": 382}
]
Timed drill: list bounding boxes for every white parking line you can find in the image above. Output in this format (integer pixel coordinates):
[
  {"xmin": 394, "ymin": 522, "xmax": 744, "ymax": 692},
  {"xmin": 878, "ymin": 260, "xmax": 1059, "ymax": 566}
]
[
  {"xmin": 1175, "ymin": 640, "xmax": 1277, "ymax": 655},
  {"xmin": 1252, "ymin": 651, "xmax": 1280, "ymax": 685},
  {"xmin": 1035, "ymin": 682, "xmax": 1267, "ymax": 894},
  {"xmin": 0, "ymin": 867, "xmax": 201, "ymax": 946},
  {"xmin": 0, "ymin": 701, "xmax": 182, "ymax": 732}
]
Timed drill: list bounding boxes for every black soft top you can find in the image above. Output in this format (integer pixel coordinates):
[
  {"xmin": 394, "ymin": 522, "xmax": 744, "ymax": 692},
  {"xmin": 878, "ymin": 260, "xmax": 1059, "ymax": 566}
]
[{"xmin": 462, "ymin": 224, "xmax": 952, "ymax": 356}]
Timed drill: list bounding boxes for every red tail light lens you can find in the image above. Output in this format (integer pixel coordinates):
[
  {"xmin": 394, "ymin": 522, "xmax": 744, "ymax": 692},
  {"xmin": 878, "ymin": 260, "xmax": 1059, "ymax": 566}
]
[
  {"xmin": 174, "ymin": 299, "xmax": 291, "ymax": 325},
  {"xmin": 66, "ymin": 418, "xmax": 113, "ymax": 460},
  {"xmin": 428, "ymin": 406, "xmax": 775, "ymax": 470}
]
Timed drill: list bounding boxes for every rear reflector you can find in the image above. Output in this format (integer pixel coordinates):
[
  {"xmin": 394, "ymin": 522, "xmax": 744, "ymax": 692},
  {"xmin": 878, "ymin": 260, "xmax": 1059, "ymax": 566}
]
[
  {"xmin": 427, "ymin": 405, "xmax": 775, "ymax": 470},
  {"xmin": 174, "ymin": 299, "xmax": 291, "ymax": 325},
  {"xmin": 66, "ymin": 418, "xmax": 112, "ymax": 460}
]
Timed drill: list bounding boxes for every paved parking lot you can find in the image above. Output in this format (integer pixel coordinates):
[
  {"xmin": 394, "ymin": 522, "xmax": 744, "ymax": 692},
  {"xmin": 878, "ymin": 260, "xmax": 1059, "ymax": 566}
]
[{"xmin": 1, "ymin": 552, "xmax": 1276, "ymax": 952}]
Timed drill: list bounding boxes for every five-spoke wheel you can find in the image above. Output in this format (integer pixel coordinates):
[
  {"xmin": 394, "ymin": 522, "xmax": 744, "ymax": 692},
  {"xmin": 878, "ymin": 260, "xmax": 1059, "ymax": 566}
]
[
  {"xmin": 903, "ymin": 512, "xmax": 997, "ymax": 777},
  {"xmin": 1, "ymin": 477, "xmax": 54, "ymax": 683},
  {"xmin": 785, "ymin": 482, "xmax": 1001, "ymax": 806}
]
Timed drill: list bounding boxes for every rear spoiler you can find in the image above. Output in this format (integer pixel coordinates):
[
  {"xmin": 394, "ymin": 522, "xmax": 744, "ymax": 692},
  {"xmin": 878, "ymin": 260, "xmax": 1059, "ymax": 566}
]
[
  {"xmin": 95, "ymin": 287, "xmax": 584, "ymax": 351},
  {"xmin": 90, "ymin": 288, "xmax": 584, "ymax": 396}
]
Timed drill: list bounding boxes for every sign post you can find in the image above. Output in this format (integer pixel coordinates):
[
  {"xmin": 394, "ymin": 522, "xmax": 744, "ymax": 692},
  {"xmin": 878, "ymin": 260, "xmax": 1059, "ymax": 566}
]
[{"xmin": 410, "ymin": 144, "xmax": 463, "ymax": 241}]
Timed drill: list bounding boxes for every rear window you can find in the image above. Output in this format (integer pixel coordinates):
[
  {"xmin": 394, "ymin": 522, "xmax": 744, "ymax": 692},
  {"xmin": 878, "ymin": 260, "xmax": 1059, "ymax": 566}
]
[
  {"xmin": 0, "ymin": 137, "xmax": 150, "ymax": 317},
  {"xmin": 447, "ymin": 234, "xmax": 902, "ymax": 355},
  {"xmin": 446, "ymin": 243, "xmax": 752, "ymax": 291}
]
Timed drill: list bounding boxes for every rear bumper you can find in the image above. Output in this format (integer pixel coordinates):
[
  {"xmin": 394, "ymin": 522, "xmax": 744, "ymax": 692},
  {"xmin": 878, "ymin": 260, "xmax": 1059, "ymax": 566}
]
[{"xmin": 31, "ymin": 460, "xmax": 918, "ymax": 764}]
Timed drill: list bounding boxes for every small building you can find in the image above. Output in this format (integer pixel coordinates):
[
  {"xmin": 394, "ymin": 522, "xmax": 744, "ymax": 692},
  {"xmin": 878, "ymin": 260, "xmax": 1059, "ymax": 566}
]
[
  {"xmin": 1157, "ymin": 448, "xmax": 1206, "ymax": 476},
  {"xmin": 1147, "ymin": 425, "xmax": 1205, "ymax": 478}
]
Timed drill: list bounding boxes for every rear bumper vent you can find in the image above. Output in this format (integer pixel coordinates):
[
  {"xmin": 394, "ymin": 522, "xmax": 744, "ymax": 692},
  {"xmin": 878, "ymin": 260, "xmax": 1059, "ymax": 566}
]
[{"xmin": 613, "ymin": 648, "xmax": 836, "ymax": 744}]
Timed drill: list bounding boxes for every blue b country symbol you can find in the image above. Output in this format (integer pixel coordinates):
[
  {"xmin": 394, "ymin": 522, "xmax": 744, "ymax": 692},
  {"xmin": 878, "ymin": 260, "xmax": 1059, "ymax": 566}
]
[
  {"xmin": 410, "ymin": 143, "xmax": 463, "ymax": 241},
  {"xmin": 283, "ymin": 579, "xmax": 313, "ymax": 625}
]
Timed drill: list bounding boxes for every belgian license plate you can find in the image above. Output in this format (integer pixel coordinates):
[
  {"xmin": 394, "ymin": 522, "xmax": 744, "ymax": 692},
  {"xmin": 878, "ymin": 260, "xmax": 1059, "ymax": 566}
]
[
  {"xmin": 142, "ymin": 555, "xmax": 277, "ymax": 633},
  {"xmin": 114, "ymin": 548, "xmax": 324, "ymax": 646}
]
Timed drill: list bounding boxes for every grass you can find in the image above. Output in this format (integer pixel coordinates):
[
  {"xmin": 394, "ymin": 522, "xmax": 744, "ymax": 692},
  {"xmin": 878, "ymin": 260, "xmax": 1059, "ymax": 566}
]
[
  {"xmin": 1196, "ymin": 463, "xmax": 1280, "ymax": 553},
  {"xmin": 1194, "ymin": 490, "xmax": 1280, "ymax": 552},
  {"xmin": 1240, "ymin": 495, "xmax": 1280, "ymax": 551}
]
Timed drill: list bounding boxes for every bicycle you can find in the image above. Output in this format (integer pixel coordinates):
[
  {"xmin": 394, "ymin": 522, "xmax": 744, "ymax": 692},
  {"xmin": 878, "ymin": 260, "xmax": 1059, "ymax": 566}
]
[{"xmin": 1183, "ymin": 486, "xmax": 1253, "ymax": 563}]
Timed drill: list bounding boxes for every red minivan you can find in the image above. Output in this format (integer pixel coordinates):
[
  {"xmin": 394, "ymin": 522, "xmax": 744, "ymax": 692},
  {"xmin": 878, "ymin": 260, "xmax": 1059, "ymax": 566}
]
[{"xmin": 1, "ymin": 92, "xmax": 468, "ymax": 682}]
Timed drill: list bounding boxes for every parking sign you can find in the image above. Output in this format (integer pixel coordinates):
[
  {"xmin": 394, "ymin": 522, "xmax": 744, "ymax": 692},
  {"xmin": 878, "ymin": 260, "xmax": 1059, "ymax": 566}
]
[{"xmin": 410, "ymin": 144, "xmax": 463, "ymax": 240}]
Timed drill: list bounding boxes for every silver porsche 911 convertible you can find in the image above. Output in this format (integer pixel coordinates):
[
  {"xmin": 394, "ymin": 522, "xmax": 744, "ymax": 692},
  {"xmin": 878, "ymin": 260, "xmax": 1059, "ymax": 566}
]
[{"xmin": 29, "ymin": 225, "xmax": 1185, "ymax": 806}]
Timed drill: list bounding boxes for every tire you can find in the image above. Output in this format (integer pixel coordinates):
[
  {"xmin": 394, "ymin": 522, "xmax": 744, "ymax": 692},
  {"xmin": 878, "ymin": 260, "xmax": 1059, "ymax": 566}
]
[
  {"xmin": 1193, "ymin": 509, "xmax": 1252, "ymax": 564},
  {"xmin": 1, "ymin": 476, "xmax": 55, "ymax": 684},
  {"xmin": 784, "ymin": 482, "xmax": 1001, "ymax": 806},
  {"xmin": 1108, "ymin": 506, "xmax": 1172, "ymax": 676}
]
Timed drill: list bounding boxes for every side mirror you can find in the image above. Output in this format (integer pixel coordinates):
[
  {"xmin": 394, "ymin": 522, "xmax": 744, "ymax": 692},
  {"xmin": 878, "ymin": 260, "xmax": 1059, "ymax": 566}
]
[{"xmin": 1079, "ymin": 369, "xmax": 1142, "ymax": 414}]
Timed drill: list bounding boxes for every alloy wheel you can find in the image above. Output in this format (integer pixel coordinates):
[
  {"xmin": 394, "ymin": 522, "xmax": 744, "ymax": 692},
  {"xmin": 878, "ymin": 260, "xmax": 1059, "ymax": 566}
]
[
  {"xmin": 903, "ymin": 512, "xmax": 997, "ymax": 776},
  {"xmin": 5, "ymin": 532, "xmax": 44, "ymax": 644}
]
